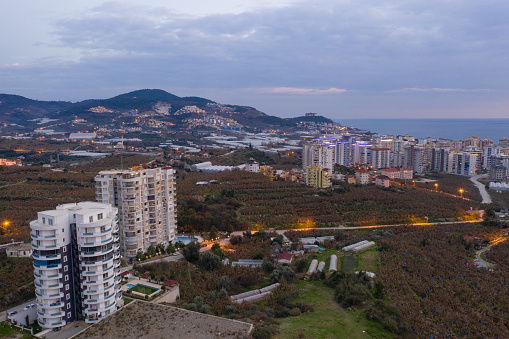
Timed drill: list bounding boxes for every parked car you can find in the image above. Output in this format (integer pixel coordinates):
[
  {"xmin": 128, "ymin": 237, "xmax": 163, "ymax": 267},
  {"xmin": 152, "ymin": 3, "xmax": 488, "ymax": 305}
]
[
  {"xmin": 7, "ymin": 311, "xmax": 17, "ymax": 316},
  {"xmin": 23, "ymin": 304, "xmax": 35, "ymax": 310}
]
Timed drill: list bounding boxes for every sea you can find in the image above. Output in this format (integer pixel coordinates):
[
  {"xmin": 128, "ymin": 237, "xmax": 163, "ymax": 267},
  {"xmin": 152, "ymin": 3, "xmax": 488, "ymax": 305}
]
[{"xmin": 338, "ymin": 119, "xmax": 509, "ymax": 142}]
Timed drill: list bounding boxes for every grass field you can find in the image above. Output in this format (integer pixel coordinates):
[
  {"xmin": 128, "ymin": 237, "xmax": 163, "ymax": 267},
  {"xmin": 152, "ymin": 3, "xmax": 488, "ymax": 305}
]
[
  {"xmin": 275, "ymin": 281, "xmax": 395, "ymax": 339},
  {"xmin": 129, "ymin": 284, "xmax": 158, "ymax": 295},
  {"xmin": 0, "ymin": 322, "xmax": 31, "ymax": 339},
  {"xmin": 356, "ymin": 247, "xmax": 379, "ymax": 273}
]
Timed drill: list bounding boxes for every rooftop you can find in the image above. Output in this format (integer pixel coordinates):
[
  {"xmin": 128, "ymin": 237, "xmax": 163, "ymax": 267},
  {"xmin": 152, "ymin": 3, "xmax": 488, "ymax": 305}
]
[{"xmin": 71, "ymin": 300, "xmax": 253, "ymax": 339}]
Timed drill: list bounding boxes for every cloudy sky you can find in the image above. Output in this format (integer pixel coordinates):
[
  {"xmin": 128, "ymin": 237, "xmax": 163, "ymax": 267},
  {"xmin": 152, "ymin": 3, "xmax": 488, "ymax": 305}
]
[{"xmin": 1, "ymin": 0, "xmax": 508, "ymax": 119}]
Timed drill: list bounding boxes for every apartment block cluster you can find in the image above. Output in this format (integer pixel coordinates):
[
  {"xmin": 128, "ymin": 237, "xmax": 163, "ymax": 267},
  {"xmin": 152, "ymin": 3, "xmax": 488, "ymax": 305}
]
[
  {"xmin": 302, "ymin": 135, "xmax": 509, "ymax": 185},
  {"xmin": 30, "ymin": 164, "xmax": 177, "ymax": 330}
]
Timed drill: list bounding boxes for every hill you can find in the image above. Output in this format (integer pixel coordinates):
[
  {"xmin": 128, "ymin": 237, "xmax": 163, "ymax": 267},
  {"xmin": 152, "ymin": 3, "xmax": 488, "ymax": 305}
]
[{"xmin": 0, "ymin": 89, "xmax": 338, "ymax": 132}]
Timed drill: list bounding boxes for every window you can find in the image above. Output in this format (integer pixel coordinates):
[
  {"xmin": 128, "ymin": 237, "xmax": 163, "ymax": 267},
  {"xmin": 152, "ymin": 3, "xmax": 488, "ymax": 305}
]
[
  {"xmin": 66, "ymin": 293, "xmax": 70, "ymax": 300},
  {"xmin": 98, "ymin": 213, "xmax": 103, "ymax": 220},
  {"xmin": 63, "ymin": 247, "xmax": 67, "ymax": 253},
  {"xmin": 65, "ymin": 275, "xmax": 69, "ymax": 282},
  {"xmin": 73, "ymin": 214, "xmax": 76, "ymax": 219},
  {"xmin": 65, "ymin": 284, "xmax": 69, "ymax": 291},
  {"xmin": 42, "ymin": 217, "xmax": 46, "ymax": 224},
  {"xmin": 67, "ymin": 303, "xmax": 71, "ymax": 310},
  {"xmin": 48, "ymin": 219, "xmax": 53, "ymax": 226},
  {"xmin": 89, "ymin": 216, "xmax": 94, "ymax": 223},
  {"xmin": 64, "ymin": 265, "xmax": 68, "ymax": 272},
  {"xmin": 62, "ymin": 228, "xmax": 64, "ymax": 233},
  {"xmin": 67, "ymin": 312, "xmax": 71, "ymax": 318},
  {"xmin": 63, "ymin": 256, "xmax": 68, "ymax": 262}
]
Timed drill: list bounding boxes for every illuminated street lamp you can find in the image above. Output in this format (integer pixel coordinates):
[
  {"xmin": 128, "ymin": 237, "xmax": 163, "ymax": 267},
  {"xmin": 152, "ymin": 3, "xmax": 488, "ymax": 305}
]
[
  {"xmin": 459, "ymin": 189, "xmax": 464, "ymax": 199},
  {"xmin": 434, "ymin": 183, "xmax": 438, "ymax": 192}
]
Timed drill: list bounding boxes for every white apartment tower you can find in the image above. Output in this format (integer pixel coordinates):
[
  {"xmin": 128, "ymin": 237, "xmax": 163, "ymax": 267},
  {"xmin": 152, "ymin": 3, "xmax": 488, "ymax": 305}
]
[
  {"xmin": 302, "ymin": 142, "xmax": 335, "ymax": 170},
  {"xmin": 95, "ymin": 165, "xmax": 177, "ymax": 259},
  {"xmin": 31, "ymin": 202, "xmax": 122, "ymax": 329}
]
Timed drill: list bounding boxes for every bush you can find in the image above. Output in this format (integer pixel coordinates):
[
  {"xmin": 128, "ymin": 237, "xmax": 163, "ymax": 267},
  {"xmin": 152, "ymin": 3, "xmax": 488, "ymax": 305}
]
[
  {"xmin": 211, "ymin": 242, "xmax": 221, "ymax": 251},
  {"xmin": 200, "ymin": 251, "xmax": 221, "ymax": 271},
  {"xmin": 194, "ymin": 296, "xmax": 203, "ymax": 309},
  {"xmin": 230, "ymin": 235, "xmax": 242, "ymax": 245},
  {"xmin": 334, "ymin": 229, "xmax": 347, "ymax": 241},
  {"xmin": 217, "ymin": 276, "xmax": 231, "ymax": 291},
  {"xmin": 201, "ymin": 305, "xmax": 212, "ymax": 314},
  {"xmin": 364, "ymin": 300, "xmax": 409, "ymax": 334},
  {"xmin": 252, "ymin": 325, "xmax": 275, "ymax": 339},
  {"xmin": 188, "ymin": 303, "xmax": 197, "ymax": 311},
  {"xmin": 290, "ymin": 307, "xmax": 301, "ymax": 316},
  {"xmin": 262, "ymin": 260, "xmax": 275, "ymax": 273},
  {"xmin": 182, "ymin": 242, "xmax": 200, "ymax": 263},
  {"xmin": 218, "ymin": 288, "xmax": 228, "ymax": 299},
  {"xmin": 225, "ymin": 305, "xmax": 236, "ymax": 315}
]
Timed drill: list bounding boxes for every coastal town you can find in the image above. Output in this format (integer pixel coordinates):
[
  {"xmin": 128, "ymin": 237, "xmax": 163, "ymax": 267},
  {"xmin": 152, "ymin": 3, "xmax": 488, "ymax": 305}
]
[{"xmin": 0, "ymin": 92, "xmax": 509, "ymax": 338}]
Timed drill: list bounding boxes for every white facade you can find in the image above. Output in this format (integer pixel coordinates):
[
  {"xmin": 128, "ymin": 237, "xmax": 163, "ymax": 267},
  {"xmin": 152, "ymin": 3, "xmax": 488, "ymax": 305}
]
[
  {"xmin": 453, "ymin": 152, "xmax": 478, "ymax": 176},
  {"xmin": 31, "ymin": 202, "xmax": 121, "ymax": 329},
  {"xmin": 302, "ymin": 142, "xmax": 335, "ymax": 170},
  {"xmin": 95, "ymin": 166, "xmax": 177, "ymax": 259},
  {"xmin": 245, "ymin": 158, "xmax": 260, "ymax": 173}
]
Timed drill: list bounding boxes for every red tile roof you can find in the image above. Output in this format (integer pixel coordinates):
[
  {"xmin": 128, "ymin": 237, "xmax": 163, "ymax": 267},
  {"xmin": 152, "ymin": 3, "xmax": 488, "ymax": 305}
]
[
  {"xmin": 278, "ymin": 253, "xmax": 293, "ymax": 261},
  {"xmin": 164, "ymin": 279, "xmax": 178, "ymax": 287}
]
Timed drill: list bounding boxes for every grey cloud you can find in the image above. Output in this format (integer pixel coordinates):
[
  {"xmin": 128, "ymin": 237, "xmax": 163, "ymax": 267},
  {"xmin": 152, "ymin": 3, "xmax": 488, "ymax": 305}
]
[{"xmin": 1, "ymin": 0, "xmax": 509, "ymax": 117}]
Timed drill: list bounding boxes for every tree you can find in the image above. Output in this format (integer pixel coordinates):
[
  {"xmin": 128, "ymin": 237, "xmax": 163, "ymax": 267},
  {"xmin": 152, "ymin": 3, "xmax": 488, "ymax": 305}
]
[
  {"xmin": 166, "ymin": 243, "xmax": 176, "ymax": 254},
  {"xmin": 182, "ymin": 241, "xmax": 200, "ymax": 263},
  {"xmin": 334, "ymin": 229, "xmax": 347, "ymax": 241},
  {"xmin": 147, "ymin": 245, "xmax": 156, "ymax": 256},
  {"xmin": 209, "ymin": 226, "xmax": 218, "ymax": 240},
  {"xmin": 200, "ymin": 251, "xmax": 221, "ymax": 271},
  {"xmin": 211, "ymin": 243, "xmax": 221, "ymax": 251}
]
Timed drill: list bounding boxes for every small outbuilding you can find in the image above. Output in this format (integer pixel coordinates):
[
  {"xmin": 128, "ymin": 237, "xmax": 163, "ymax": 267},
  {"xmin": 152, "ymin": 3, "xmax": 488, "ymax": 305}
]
[{"xmin": 277, "ymin": 253, "xmax": 293, "ymax": 264}]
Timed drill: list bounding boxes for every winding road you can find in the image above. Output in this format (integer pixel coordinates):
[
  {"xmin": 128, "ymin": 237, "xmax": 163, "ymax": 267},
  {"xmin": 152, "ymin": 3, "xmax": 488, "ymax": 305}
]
[{"xmin": 470, "ymin": 174, "xmax": 492, "ymax": 204}]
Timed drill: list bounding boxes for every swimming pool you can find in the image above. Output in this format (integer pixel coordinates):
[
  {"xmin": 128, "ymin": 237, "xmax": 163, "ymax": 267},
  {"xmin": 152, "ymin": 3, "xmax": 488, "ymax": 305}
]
[
  {"xmin": 176, "ymin": 236, "xmax": 198, "ymax": 244},
  {"xmin": 126, "ymin": 284, "xmax": 135, "ymax": 289}
]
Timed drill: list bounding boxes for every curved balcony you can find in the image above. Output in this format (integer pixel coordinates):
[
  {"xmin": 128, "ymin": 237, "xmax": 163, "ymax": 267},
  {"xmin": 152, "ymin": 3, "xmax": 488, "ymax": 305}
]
[
  {"xmin": 39, "ymin": 301, "xmax": 62, "ymax": 309},
  {"xmin": 33, "ymin": 252, "xmax": 61, "ymax": 261},
  {"xmin": 31, "ymin": 241, "xmax": 57, "ymax": 250},
  {"xmin": 38, "ymin": 318, "xmax": 66, "ymax": 329},
  {"xmin": 37, "ymin": 290, "xmax": 64, "ymax": 299},
  {"xmin": 33, "ymin": 263, "xmax": 61, "ymax": 271}
]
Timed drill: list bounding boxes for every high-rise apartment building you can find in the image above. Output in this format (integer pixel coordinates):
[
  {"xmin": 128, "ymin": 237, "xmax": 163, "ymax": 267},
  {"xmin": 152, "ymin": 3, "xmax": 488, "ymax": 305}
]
[
  {"xmin": 369, "ymin": 148, "xmax": 391, "ymax": 170},
  {"xmin": 95, "ymin": 165, "xmax": 177, "ymax": 260},
  {"xmin": 302, "ymin": 141, "xmax": 335, "ymax": 171},
  {"xmin": 453, "ymin": 152, "xmax": 478, "ymax": 176},
  {"xmin": 31, "ymin": 202, "xmax": 121, "ymax": 329}
]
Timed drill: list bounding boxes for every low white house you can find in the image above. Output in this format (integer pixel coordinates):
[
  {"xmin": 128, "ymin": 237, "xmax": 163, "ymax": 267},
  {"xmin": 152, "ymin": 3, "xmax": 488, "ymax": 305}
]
[{"xmin": 6, "ymin": 243, "xmax": 32, "ymax": 257}]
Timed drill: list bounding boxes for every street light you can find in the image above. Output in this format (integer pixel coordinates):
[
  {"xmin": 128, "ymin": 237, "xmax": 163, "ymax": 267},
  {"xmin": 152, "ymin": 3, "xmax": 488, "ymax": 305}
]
[
  {"xmin": 434, "ymin": 183, "xmax": 438, "ymax": 192},
  {"xmin": 459, "ymin": 189, "xmax": 464, "ymax": 199}
]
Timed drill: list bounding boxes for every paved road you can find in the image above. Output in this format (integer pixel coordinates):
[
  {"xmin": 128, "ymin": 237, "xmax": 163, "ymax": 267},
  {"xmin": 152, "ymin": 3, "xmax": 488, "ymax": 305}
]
[
  {"xmin": 230, "ymin": 219, "xmax": 481, "ymax": 237},
  {"xmin": 470, "ymin": 174, "xmax": 492, "ymax": 204},
  {"xmin": 475, "ymin": 237, "xmax": 506, "ymax": 268}
]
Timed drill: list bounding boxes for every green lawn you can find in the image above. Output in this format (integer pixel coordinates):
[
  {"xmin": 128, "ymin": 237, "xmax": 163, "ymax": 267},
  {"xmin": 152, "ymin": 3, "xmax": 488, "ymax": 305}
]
[
  {"xmin": 356, "ymin": 247, "xmax": 379, "ymax": 273},
  {"xmin": 275, "ymin": 281, "xmax": 395, "ymax": 339},
  {"xmin": 129, "ymin": 284, "xmax": 158, "ymax": 295},
  {"xmin": 0, "ymin": 322, "xmax": 32, "ymax": 339}
]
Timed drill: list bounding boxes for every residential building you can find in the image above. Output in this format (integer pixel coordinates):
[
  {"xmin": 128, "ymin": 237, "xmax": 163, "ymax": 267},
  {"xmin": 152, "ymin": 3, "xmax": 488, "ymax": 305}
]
[
  {"xmin": 489, "ymin": 166, "xmax": 507, "ymax": 181},
  {"xmin": 245, "ymin": 158, "xmax": 260, "ymax": 173},
  {"xmin": 351, "ymin": 142, "xmax": 371, "ymax": 165},
  {"xmin": 404, "ymin": 145, "xmax": 428, "ymax": 174},
  {"xmin": 375, "ymin": 175, "xmax": 390, "ymax": 188},
  {"xmin": 381, "ymin": 167, "xmax": 413, "ymax": 180},
  {"xmin": 6, "ymin": 243, "xmax": 32, "ymax": 257},
  {"xmin": 306, "ymin": 166, "xmax": 331, "ymax": 188},
  {"xmin": 355, "ymin": 169, "xmax": 370, "ymax": 185},
  {"xmin": 369, "ymin": 148, "xmax": 391, "ymax": 170},
  {"xmin": 453, "ymin": 152, "xmax": 478, "ymax": 176},
  {"xmin": 336, "ymin": 142, "xmax": 352, "ymax": 166},
  {"xmin": 430, "ymin": 148, "xmax": 455, "ymax": 173},
  {"xmin": 31, "ymin": 202, "xmax": 122, "ymax": 329},
  {"xmin": 95, "ymin": 165, "xmax": 177, "ymax": 260},
  {"xmin": 302, "ymin": 141, "xmax": 335, "ymax": 171}
]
